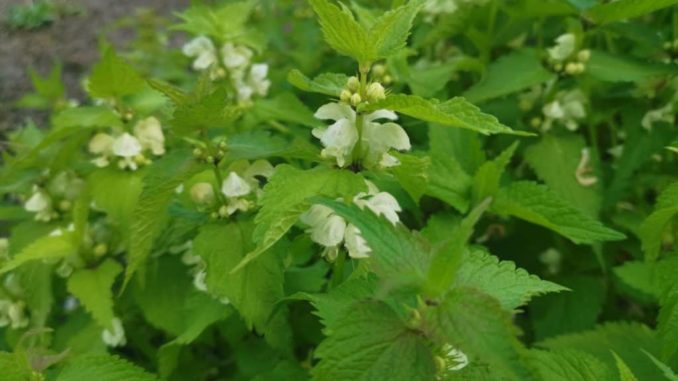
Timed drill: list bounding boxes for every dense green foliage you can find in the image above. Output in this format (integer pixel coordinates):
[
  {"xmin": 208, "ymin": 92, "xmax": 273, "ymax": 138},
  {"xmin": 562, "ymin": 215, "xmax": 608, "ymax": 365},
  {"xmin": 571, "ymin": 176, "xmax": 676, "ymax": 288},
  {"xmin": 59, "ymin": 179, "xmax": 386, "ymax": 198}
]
[{"xmin": 1, "ymin": 0, "xmax": 677, "ymax": 380}]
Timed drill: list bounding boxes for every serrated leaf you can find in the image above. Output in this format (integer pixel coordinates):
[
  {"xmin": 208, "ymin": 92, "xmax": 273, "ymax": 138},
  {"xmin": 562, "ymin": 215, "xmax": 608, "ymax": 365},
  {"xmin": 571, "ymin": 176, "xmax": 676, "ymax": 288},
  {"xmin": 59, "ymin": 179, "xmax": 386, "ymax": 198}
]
[
  {"xmin": 390, "ymin": 152, "xmax": 430, "ymax": 203},
  {"xmin": 613, "ymin": 260, "xmax": 663, "ymax": 300},
  {"xmin": 658, "ymin": 291, "xmax": 678, "ymax": 360},
  {"xmin": 234, "ymin": 165, "xmax": 366, "ymax": 272},
  {"xmin": 0, "ymin": 352, "xmax": 34, "ymax": 381},
  {"xmin": 639, "ymin": 182, "xmax": 678, "ymax": 261},
  {"xmin": 315, "ymin": 198, "xmax": 430, "ymax": 288},
  {"xmin": 172, "ymin": 1, "xmax": 255, "ymax": 42},
  {"xmin": 52, "ymin": 106, "xmax": 123, "ymax": 129},
  {"xmin": 56, "ymin": 354, "xmax": 160, "ymax": 381},
  {"xmin": 147, "ymin": 79, "xmax": 188, "ymax": 106},
  {"xmin": 171, "ymin": 87, "xmax": 242, "ymax": 135},
  {"xmin": 312, "ymin": 300, "xmax": 436, "ymax": 381},
  {"xmin": 529, "ymin": 349, "xmax": 614, "ymax": 381},
  {"xmin": 1, "ymin": 233, "xmax": 76, "ymax": 274},
  {"xmin": 614, "ymin": 352, "xmax": 640, "ymax": 381},
  {"xmin": 537, "ymin": 322, "xmax": 665, "ymax": 380},
  {"xmin": 251, "ymin": 92, "xmax": 321, "ymax": 129},
  {"xmin": 361, "ymin": 94, "xmax": 530, "ymax": 136},
  {"xmin": 643, "ymin": 350, "xmax": 678, "ymax": 381},
  {"xmin": 125, "ymin": 151, "xmax": 201, "ymax": 287},
  {"xmin": 287, "ymin": 70, "xmax": 348, "ymax": 97},
  {"xmin": 464, "ymin": 49, "xmax": 555, "ymax": 103},
  {"xmin": 303, "ymin": 276, "xmax": 377, "ymax": 328},
  {"xmin": 67, "ymin": 259, "xmax": 122, "ymax": 330},
  {"xmin": 585, "ymin": 0, "xmax": 678, "ymax": 24},
  {"xmin": 88, "ymin": 48, "xmax": 144, "ymax": 99},
  {"xmin": 493, "ymin": 181, "xmax": 626, "ymax": 244},
  {"xmin": 525, "ymin": 134, "xmax": 601, "ymax": 216},
  {"xmin": 88, "ymin": 169, "xmax": 143, "ymax": 229},
  {"xmin": 455, "ymin": 247, "xmax": 567, "ymax": 311},
  {"xmin": 308, "ymin": 0, "xmax": 371, "ymax": 62},
  {"xmin": 472, "ymin": 142, "xmax": 518, "ymax": 204},
  {"xmin": 425, "ymin": 287, "xmax": 533, "ymax": 380},
  {"xmin": 367, "ymin": 0, "xmax": 423, "ymax": 60}
]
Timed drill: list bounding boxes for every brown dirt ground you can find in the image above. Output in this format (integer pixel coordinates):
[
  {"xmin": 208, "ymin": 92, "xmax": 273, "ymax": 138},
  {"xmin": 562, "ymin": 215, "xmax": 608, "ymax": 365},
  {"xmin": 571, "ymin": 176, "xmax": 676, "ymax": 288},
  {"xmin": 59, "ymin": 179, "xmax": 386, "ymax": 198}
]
[{"xmin": 0, "ymin": 0, "xmax": 187, "ymax": 134}]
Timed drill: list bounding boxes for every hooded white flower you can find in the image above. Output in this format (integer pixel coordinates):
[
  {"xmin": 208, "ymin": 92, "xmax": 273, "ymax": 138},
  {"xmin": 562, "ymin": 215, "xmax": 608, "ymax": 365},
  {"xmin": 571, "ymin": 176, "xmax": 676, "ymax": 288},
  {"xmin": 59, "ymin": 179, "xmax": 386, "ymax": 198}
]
[
  {"xmin": 221, "ymin": 43, "xmax": 253, "ymax": 70},
  {"xmin": 25, "ymin": 189, "xmax": 53, "ymax": 222},
  {"xmin": 313, "ymin": 103, "xmax": 410, "ymax": 168},
  {"xmin": 111, "ymin": 133, "xmax": 143, "ymax": 171},
  {"xmin": 0, "ymin": 300, "xmax": 29, "ymax": 329},
  {"xmin": 133, "ymin": 117, "xmax": 165, "ymax": 156},
  {"xmin": 88, "ymin": 133, "xmax": 115, "ymax": 167},
  {"xmin": 190, "ymin": 182, "xmax": 216, "ymax": 205},
  {"xmin": 248, "ymin": 64, "xmax": 271, "ymax": 97},
  {"xmin": 541, "ymin": 90, "xmax": 587, "ymax": 131},
  {"xmin": 102, "ymin": 317, "xmax": 126, "ymax": 347},
  {"xmin": 548, "ymin": 33, "xmax": 576, "ymax": 62},
  {"xmin": 222, "ymin": 172, "xmax": 252, "ymax": 198},
  {"xmin": 183, "ymin": 36, "xmax": 218, "ymax": 70}
]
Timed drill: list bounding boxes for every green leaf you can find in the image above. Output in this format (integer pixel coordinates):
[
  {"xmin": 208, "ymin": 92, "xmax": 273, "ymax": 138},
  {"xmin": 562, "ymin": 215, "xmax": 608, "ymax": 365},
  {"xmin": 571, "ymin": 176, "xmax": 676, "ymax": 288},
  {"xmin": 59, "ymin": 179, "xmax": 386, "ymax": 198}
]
[
  {"xmin": 614, "ymin": 352, "xmax": 640, "ymax": 381},
  {"xmin": 658, "ymin": 291, "xmax": 678, "ymax": 360},
  {"xmin": 613, "ymin": 260, "xmax": 662, "ymax": 300},
  {"xmin": 194, "ymin": 223, "xmax": 284, "ymax": 332},
  {"xmin": 585, "ymin": 0, "xmax": 678, "ymax": 24},
  {"xmin": 0, "ymin": 352, "xmax": 34, "ymax": 381},
  {"xmin": 643, "ymin": 350, "xmax": 678, "ymax": 381},
  {"xmin": 16, "ymin": 64, "xmax": 65, "ymax": 109},
  {"xmin": 426, "ymin": 151, "xmax": 471, "ymax": 212},
  {"xmin": 312, "ymin": 300, "xmax": 436, "ymax": 381},
  {"xmin": 171, "ymin": 87, "xmax": 242, "ymax": 135},
  {"xmin": 537, "ymin": 322, "xmax": 665, "ymax": 380},
  {"xmin": 390, "ymin": 152, "xmax": 430, "ymax": 203},
  {"xmin": 524, "ymin": 134, "xmax": 601, "ymax": 216},
  {"xmin": 455, "ymin": 247, "xmax": 567, "ymax": 311},
  {"xmin": 464, "ymin": 49, "xmax": 555, "ymax": 103},
  {"xmin": 88, "ymin": 48, "xmax": 145, "ymax": 99},
  {"xmin": 251, "ymin": 93, "xmax": 322, "ymax": 129},
  {"xmin": 287, "ymin": 70, "xmax": 348, "ymax": 97},
  {"xmin": 125, "ymin": 151, "xmax": 201, "ymax": 287},
  {"xmin": 67, "ymin": 259, "xmax": 122, "ymax": 330},
  {"xmin": 425, "ymin": 287, "xmax": 533, "ymax": 380},
  {"xmin": 304, "ymin": 276, "xmax": 377, "ymax": 328},
  {"xmin": 88, "ymin": 169, "xmax": 143, "ymax": 229},
  {"xmin": 493, "ymin": 181, "xmax": 626, "ymax": 244},
  {"xmin": 472, "ymin": 142, "xmax": 518, "ymax": 204},
  {"xmin": 172, "ymin": 1, "xmax": 255, "ymax": 42},
  {"xmin": 639, "ymin": 182, "xmax": 678, "ymax": 261},
  {"xmin": 234, "ymin": 165, "xmax": 365, "ymax": 272},
  {"xmin": 361, "ymin": 94, "xmax": 530, "ymax": 136},
  {"xmin": 52, "ymin": 106, "xmax": 123, "ymax": 129},
  {"xmin": 529, "ymin": 349, "xmax": 614, "ymax": 381},
  {"xmin": 366, "ymin": 0, "xmax": 424, "ymax": 60},
  {"xmin": 315, "ymin": 198, "xmax": 430, "ymax": 288},
  {"xmin": 1, "ymin": 234, "xmax": 76, "ymax": 274},
  {"xmin": 56, "ymin": 354, "xmax": 160, "ymax": 381},
  {"xmin": 587, "ymin": 50, "xmax": 678, "ymax": 82}
]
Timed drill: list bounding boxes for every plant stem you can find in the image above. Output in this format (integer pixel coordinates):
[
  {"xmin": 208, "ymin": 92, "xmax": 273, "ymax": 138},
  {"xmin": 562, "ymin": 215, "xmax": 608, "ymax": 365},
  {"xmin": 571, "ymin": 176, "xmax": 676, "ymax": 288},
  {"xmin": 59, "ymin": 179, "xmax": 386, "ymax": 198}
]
[{"xmin": 330, "ymin": 250, "xmax": 346, "ymax": 289}]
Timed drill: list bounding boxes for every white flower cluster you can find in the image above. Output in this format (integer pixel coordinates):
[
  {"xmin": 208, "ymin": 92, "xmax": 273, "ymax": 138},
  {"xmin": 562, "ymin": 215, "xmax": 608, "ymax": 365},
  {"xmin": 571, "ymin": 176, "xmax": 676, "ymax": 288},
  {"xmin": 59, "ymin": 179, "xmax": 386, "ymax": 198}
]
[
  {"xmin": 422, "ymin": 0, "xmax": 490, "ymax": 20},
  {"xmin": 642, "ymin": 98, "xmax": 675, "ymax": 130},
  {"xmin": 89, "ymin": 117, "xmax": 166, "ymax": 171},
  {"xmin": 0, "ymin": 273, "xmax": 29, "ymax": 330},
  {"xmin": 547, "ymin": 33, "xmax": 590, "ymax": 76},
  {"xmin": 24, "ymin": 171, "xmax": 84, "ymax": 222},
  {"xmin": 541, "ymin": 89, "xmax": 587, "ymax": 132},
  {"xmin": 182, "ymin": 36, "xmax": 270, "ymax": 104},
  {"xmin": 102, "ymin": 317, "xmax": 126, "ymax": 347},
  {"xmin": 300, "ymin": 182, "xmax": 401, "ymax": 261},
  {"xmin": 190, "ymin": 160, "xmax": 274, "ymax": 218},
  {"xmin": 312, "ymin": 103, "xmax": 411, "ymax": 169}
]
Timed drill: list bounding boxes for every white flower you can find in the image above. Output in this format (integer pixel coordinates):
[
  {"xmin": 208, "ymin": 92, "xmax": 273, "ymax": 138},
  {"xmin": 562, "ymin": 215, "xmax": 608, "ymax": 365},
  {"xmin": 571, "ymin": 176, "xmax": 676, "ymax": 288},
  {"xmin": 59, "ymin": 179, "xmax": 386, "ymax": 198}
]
[
  {"xmin": 548, "ymin": 33, "xmax": 576, "ymax": 62},
  {"xmin": 222, "ymin": 172, "xmax": 252, "ymax": 198},
  {"xmin": 221, "ymin": 43, "xmax": 253, "ymax": 70},
  {"xmin": 88, "ymin": 133, "xmax": 115, "ymax": 167},
  {"xmin": 575, "ymin": 148, "xmax": 598, "ymax": 187},
  {"xmin": 190, "ymin": 182, "xmax": 215, "ymax": 205},
  {"xmin": 443, "ymin": 345, "xmax": 469, "ymax": 372},
  {"xmin": 344, "ymin": 224, "xmax": 370, "ymax": 258},
  {"xmin": 183, "ymin": 36, "xmax": 218, "ymax": 70},
  {"xmin": 248, "ymin": 64, "xmax": 271, "ymax": 97},
  {"xmin": 642, "ymin": 102, "xmax": 674, "ymax": 130},
  {"xmin": 25, "ymin": 189, "xmax": 53, "ymax": 222},
  {"xmin": 355, "ymin": 191, "xmax": 402, "ymax": 225},
  {"xmin": 539, "ymin": 248, "xmax": 562, "ymax": 275},
  {"xmin": 312, "ymin": 103, "xmax": 410, "ymax": 168},
  {"xmin": 133, "ymin": 117, "xmax": 165, "ymax": 156},
  {"xmin": 112, "ymin": 133, "xmax": 142, "ymax": 158},
  {"xmin": 541, "ymin": 90, "xmax": 587, "ymax": 131},
  {"xmin": 102, "ymin": 317, "xmax": 126, "ymax": 347}
]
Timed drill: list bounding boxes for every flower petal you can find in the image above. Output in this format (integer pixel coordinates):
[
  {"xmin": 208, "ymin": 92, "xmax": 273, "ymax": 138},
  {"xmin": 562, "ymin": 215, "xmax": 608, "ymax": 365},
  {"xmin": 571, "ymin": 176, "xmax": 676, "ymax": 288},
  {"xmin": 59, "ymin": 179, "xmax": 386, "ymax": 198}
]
[{"xmin": 314, "ymin": 102, "xmax": 355, "ymax": 122}]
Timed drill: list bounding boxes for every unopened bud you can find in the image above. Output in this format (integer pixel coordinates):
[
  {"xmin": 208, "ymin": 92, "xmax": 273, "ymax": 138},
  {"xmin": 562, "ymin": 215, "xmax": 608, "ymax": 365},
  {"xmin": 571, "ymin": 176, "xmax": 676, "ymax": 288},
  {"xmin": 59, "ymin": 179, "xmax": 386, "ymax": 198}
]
[
  {"xmin": 350, "ymin": 93, "xmax": 362, "ymax": 106},
  {"xmin": 371, "ymin": 64, "xmax": 386, "ymax": 77},
  {"xmin": 214, "ymin": 68, "xmax": 226, "ymax": 78},
  {"xmin": 210, "ymin": 211, "xmax": 219, "ymax": 219},
  {"xmin": 530, "ymin": 117, "xmax": 542, "ymax": 128},
  {"xmin": 565, "ymin": 62, "xmax": 578, "ymax": 75},
  {"xmin": 134, "ymin": 154, "xmax": 147, "ymax": 165},
  {"xmin": 340, "ymin": 89, "xmax": 352, "ymax": 103},
  {"xmin": 347, "ymin": 76, "xmax": 360, "ymax": 92},
  {"xmin": 123, "ymin": 112, "xmax": 134, "ymax": 122},
  {"xmin": 519, "ymin": 99, "xmax": 532, "ymax": 111},
  {"xmin": 193, "ymin": 148, "xmax": 203, "ymax": 158},
  {"xmin": 190, "ymin": 182, "xmax": 215, "ymax": 205},
  {"xmin": 218, "ymin": 205, "xmax": 229, "ymax": 218},
  {"xmin": 382, "ymin": 75, "xmax": 393, "ymax": 85},
  {"xmin": 205, "ymin": 155, "xmax": 215, "ymax": 164},
  {"xmin": 366, "ymin": 82, "xmax": 386, "ymax": 102},
  {"xmin": 218, "ymin": 141, "xmax": 227, "ymax": 150},
  {"xmin": 94, "ymin": 243, "xmax": 108, "ymax": 257},
  {"xmin": 577, "ymin": 49, "xmax": 591, "ymax": 62},
  {"xmin": 58, "ymin": 200, "xmax": 72, "ymax": 212}
]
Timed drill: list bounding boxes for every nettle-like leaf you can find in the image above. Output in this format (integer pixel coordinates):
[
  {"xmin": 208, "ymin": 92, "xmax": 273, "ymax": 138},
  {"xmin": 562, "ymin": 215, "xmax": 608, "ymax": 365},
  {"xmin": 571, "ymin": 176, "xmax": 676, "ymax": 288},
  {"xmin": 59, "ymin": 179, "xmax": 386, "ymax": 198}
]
[
  {"xmin": 585, "ymin": 0, "xmax": 678, "ymax": 24},
  {"xmin": 67, "ymin": 259, "xmax": 122, "ymax": 331},
  {"xmin": 658, "ymin": 291, "xmax": 678, "ymax": 361},
  {"xmin": 455, "ymin": 247, "xmax": 567, "ymax": 311},
  {"xmin": 424, "ymin": 287, "xmax": 533, "ymax": 380},
  {"xmin": 308, "ymin": 0, "xmax": 423, "ymax": 64},
  {"xmin": 614, "ymin": 352, "xmax": 640, "ymax": 381},
  {"xmin": 303, "ymin": 276, "xmax": 377, "ymax": 328},
  {"xmin": 639, "ymin": 182, "xmax": 678, "ymax": 261},
  {"xmin": 16, "ymin": 63, "xmax": 65, "ymax": 109},
  {"xmin": 125, "ymin": 150, "xmax": 201, "ymax": 286},
  {"xmin": 643, "ymin": 350, "xmax": 678, "ymax": 381},
  {"xmin": 55, "ymin": 354, "xmax": 161, "ymax": 381},
  {"xmin": 493, "ymin": 181, "xmax": 625, "ymax": 244},
  {"xmin": 529, "ymin": 349, "xmax": 614, "ymax": 381},
  {"xmin": 312, "ymin": 300, "xmax": 436, "ymax": 381},
  {"xmin": 389, "ymin": 152, "xmax": 430, "ymax": 203},
  {"xmin": 471, "ymin": 142, "xmax": 518, "ymax": 204},
  {"xmin": 361, "ymin": 94, "xmax": 529, "ymax": 136},
  {"xmin": 287, "ymin": 70, "xmax": 349, "ymax": 97},
  {"xmin": 88, "ymin": 169, "xmax": 143, "ymax": 229},
  {"xmin": 0, "ymin": 351, "xmax": 34, "ymax": 381},
  {"xmin": 464, "ymin": 48, "xmax": 555, "ymax": 103},
  {"xmin": 1, "ymin": 233, "xmax": 77, "ymax": 274},
  {"xmin": 88, "ymin": 48, "xmax": 145, "ymax": 99},
  {"xmin": 233, "ymin": 165, "xmax": 366, "ymax": 272},
  {"xmin": 173, "ymin": 1, "xmax": 255, "ymax": 42}
]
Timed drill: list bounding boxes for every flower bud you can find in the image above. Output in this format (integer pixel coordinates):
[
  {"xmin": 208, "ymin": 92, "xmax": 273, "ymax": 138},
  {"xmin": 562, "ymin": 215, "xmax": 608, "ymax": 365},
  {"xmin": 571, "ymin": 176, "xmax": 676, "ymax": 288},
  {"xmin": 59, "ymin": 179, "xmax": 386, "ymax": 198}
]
[
  {"xmin": 565, "ymin": 62, "xmax": 578, "ymax": 75},
  {"xmin": 347, "ymin": 76, "xmax": 360, "ymax": 92},
  {"xmin": 205, "ymin": 155, "xmax": 215, "ymax": 164},
  {"xmin": 382, "ymin": 75, "xmax": 393, "ymax": 85},
  {"xmin": 58, "ymin": 200, "xmax": 72, "ymax": 212},
  {"xmin": 340, "ymin": 89, "xmax": 352, "ymax": 103},
  {"xmin": 577, "ymin": 49, "xmax": 591, "ymax": 62},
  {"xmin": 94, "ymin": 243, "xmax": 108, "ymax": 257},
  {"xmin": 134, "ymin": 154, "xmax": 147, "ymax": 165},
  {"xmin": 530, "ymin": 117, "xmax": 542, "ymax": 128},
  {"xmin": 575, "ymin": 62, "xmax": 586, "ymax": 74},
  {"xmin": 350, "ymin": 93, "xmax": 362, "ymax": 106},
  {"xmin": 123, "ymin": 112, "xmax": 134, "ymax": 122},
  {"xmin": 366, "ymin": 82, "xmax": 386, "ymax": 102},
  {"xmin": 218, "ymin": 205, "xmax": 230, "ymax": 218},
  {"xmin": 191, "ymin": 182, "xmax": 215, "ymax": 205},
  {"xmin": 218, "ymin": 141, "xmax": 228, "ymax": 150},
  {"xmin": 371, "ymin": 64, "xmax": 386, "ymax": 77},
  {"xmin": 193, "ymin": 148, "xmax": 203, "ymax": 158},
  {"xmin": 518, "ymin": 99, "xmax": 532, "ymax": 111}
]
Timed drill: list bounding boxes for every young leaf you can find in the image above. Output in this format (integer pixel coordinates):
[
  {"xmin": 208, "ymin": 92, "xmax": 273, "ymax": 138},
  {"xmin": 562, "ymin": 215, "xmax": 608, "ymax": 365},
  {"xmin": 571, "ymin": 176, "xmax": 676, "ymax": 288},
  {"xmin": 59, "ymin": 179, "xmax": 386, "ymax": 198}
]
[
  {"xmin": 585, "ymin": 0, "xmax": 678, "ymax": 24},
  {"xmin": 493, "ymin": 181, "xmax": 626, "ymax": 244},
  {"xmin": 67, "ymin": 259, "xmax": 122, "ymax": 331},
  {"xmin": 287, "ymin": 70, "xmax": 348, "ymax": 97},
  {"xmin": 424, "ymin": 287, "xmax": 533, "ymax": 380},
  {"xmin": 455, "ymin": 247, "xmax": 567, "ymax": 311},
  {"xmin": 312, "ymin": 300, "xmax": 436, "ymax": 381},
  {"xmin": 56, "ymin": 354, "xmax": 161, "ymax": 381},
  {"xmin": 0, "ymin": 352, "xmax": 34, "ymax": 381},
  {"xmin": 472, "ymin": 142, "xmax": 518, "ymax": 204},
  {"xmin": 639, "ymin": 182, "xmax": 678, "ymax": 261},
  {"xmin": 361, "ymin": 94, "xmax": 530, "ymax": 136},
  {"xmin": 88, "ymin": 48, "xmax": 145, "ymax": 99},
  {"xmin": 172, "ymin": 1, "xmax": 255, "ymax": 41},
  {"xmin": 0, "ymin": 233, "xmax": 77, "ymax": 274},
  {"xmin": 658, "ymin": 291, "xmax": 678, "ymax": 360},
  {"xmin": 367, "ymin": 0, "xmax": 424, "ymax": 60},
  {"xmin": 308, "ymin": 0, "xmax": 371, "ymax": 63},
  {"xmin": 234, "ymin": 165, "xmax": 366, "ymax": 272}
]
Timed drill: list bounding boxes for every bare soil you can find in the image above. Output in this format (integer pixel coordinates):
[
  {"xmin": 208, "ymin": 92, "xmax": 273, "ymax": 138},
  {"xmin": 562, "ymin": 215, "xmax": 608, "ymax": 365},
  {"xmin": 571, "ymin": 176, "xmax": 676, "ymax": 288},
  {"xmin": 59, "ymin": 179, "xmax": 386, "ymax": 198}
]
[{"xmin": 0, "ymin": 0, "xmax": 187, "ymax": 133}]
